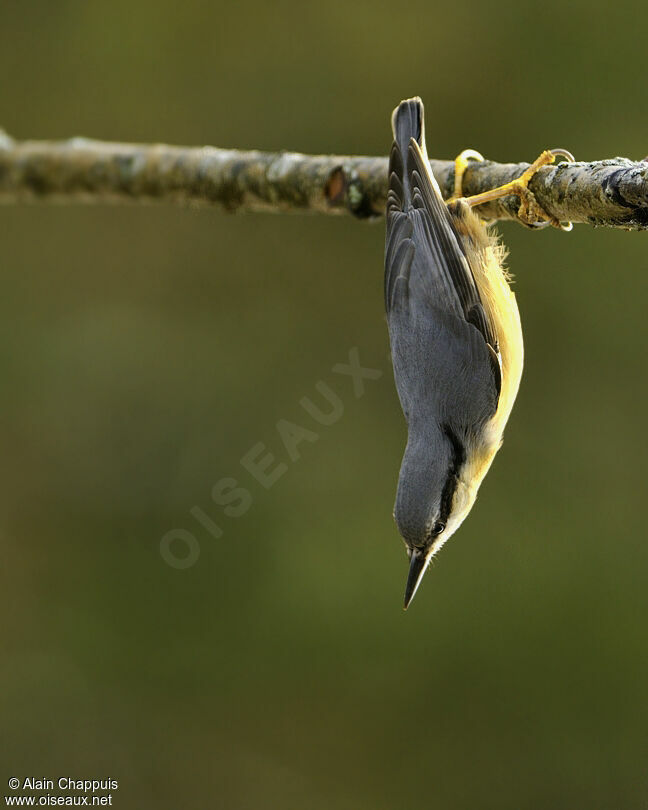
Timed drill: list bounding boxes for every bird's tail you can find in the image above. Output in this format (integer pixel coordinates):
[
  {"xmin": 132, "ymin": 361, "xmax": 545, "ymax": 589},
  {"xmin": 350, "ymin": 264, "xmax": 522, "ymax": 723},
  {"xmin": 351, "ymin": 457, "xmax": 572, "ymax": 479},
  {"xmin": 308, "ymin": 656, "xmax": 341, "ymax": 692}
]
[
  {"xmin": 390, "ymin": 97, "xmax": 428, "ymax": 205},
  {"xmin": 391, "ymin": 96, "xmax": 425, "ymax": 155}
]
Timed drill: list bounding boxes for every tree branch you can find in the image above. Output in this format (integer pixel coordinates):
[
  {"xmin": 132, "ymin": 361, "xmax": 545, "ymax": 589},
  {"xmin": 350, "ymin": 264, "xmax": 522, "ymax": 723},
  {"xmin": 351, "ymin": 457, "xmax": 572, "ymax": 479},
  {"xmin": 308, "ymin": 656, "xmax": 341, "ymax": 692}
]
[{"xmin": 1, "ymin": 130, "xmax": 647, "ymax": 229}]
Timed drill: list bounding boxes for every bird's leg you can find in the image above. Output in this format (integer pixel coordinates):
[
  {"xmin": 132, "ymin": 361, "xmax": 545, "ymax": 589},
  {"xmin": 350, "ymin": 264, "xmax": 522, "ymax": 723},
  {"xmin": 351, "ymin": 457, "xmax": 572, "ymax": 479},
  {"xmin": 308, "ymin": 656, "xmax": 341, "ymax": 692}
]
[
  {"xmin": 448, "ymin": 148, "xmax": 575, "ymax": 231},
  {"xmin": 450, "ymin": 148, "xmax": 486, "ymax": 202}
]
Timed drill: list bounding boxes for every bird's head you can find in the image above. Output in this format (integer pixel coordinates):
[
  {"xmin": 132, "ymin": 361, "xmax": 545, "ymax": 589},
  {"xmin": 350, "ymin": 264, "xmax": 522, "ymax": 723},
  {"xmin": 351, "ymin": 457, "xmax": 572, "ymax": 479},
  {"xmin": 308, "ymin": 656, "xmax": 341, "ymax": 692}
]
[{"xmin": 394, "ymin": 423, "xmax": 497, "ymax": 608}]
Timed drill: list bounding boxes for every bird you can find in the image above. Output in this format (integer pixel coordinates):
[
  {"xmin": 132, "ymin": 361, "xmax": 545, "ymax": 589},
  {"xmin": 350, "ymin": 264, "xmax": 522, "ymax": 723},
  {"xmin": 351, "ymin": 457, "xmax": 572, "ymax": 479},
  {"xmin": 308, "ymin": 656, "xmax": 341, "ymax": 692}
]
[{"xmin": 385, "ymin": 96, "xmax": 572, "ymax": 608}]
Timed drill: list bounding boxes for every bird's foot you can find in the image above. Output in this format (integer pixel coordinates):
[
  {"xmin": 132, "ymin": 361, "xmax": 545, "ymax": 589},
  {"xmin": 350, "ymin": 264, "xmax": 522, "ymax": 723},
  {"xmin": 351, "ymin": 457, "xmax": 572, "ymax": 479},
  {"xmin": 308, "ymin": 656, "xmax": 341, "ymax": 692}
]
[{"xmin": 448, "ymin": 147, "xmax": 575, "ymax": 231}]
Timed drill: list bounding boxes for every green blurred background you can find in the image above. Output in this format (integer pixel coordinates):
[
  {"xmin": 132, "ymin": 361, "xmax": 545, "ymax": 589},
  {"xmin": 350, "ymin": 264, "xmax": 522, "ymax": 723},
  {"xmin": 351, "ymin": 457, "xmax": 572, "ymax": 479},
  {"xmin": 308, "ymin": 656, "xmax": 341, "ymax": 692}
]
[{"xmin": 1, "ymin": 2, "xmax": 647, "ymax": 808}]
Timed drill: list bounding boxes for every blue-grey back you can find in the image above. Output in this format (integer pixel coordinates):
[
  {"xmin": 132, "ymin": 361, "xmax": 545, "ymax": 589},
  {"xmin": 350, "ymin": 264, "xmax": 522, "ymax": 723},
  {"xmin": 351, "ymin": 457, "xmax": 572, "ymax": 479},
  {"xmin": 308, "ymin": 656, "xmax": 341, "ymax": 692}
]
[{"xmin": 385, "ymin": 98, "xmax": 500, "ymax": 441}]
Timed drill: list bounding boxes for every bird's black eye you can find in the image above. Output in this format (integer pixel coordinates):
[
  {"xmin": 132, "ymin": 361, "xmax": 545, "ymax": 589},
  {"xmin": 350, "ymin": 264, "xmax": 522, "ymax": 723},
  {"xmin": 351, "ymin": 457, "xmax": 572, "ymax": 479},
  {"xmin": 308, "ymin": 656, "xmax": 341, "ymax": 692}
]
[{"xmin": 432, "ymin": 521, "xmax": 445, "ymax": 537}]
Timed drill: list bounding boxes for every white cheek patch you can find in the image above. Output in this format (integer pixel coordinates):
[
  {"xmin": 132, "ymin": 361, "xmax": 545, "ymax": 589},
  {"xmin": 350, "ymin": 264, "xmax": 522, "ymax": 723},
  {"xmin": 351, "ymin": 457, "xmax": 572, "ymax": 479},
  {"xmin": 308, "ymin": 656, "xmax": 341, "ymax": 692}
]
[{"xmin": 441, "ymin": 481, "xmax": 477, "ymax": 547}]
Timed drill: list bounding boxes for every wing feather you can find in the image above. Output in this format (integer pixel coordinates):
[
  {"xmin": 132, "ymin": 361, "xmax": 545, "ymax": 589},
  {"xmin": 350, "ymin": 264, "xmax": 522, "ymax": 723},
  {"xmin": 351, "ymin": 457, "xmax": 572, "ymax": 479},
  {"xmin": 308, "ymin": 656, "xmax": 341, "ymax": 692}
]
[{"xmin": 385, "ymin": 105, "xmax": 501, "ymax": 401}]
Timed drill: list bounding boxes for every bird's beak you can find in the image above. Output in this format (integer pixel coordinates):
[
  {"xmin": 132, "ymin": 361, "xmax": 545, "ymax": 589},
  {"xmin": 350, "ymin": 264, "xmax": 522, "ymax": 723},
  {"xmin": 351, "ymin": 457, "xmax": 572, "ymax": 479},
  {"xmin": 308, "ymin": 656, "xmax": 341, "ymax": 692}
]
[{"xmin": 403, "ymin": 548, "xmax": 431, "ymax": 610}]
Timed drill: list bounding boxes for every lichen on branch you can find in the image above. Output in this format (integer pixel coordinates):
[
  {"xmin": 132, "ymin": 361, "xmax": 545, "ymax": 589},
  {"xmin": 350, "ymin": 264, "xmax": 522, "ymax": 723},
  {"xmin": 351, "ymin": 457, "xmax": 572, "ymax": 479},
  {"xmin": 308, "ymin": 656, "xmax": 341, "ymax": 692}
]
[{"xmin": 1, "ymin": 131, "xmax": 647, "ymax": 229}]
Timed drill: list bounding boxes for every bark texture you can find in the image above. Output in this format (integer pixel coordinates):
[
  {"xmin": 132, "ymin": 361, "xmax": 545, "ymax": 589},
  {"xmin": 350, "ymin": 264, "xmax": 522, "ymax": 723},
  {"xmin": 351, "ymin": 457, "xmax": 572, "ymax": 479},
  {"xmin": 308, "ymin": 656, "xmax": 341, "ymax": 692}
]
[{"xmin": 1, "ymin": 131, "xmax": 647, "ymax": 229}]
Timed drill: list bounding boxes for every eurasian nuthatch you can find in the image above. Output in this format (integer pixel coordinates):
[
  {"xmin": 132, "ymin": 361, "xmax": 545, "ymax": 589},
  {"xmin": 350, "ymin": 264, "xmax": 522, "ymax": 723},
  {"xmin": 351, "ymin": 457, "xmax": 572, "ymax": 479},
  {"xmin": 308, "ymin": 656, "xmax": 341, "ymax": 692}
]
[{"xmin": 385, "ymin": 97, "xmax": 572, "ymax": 608}]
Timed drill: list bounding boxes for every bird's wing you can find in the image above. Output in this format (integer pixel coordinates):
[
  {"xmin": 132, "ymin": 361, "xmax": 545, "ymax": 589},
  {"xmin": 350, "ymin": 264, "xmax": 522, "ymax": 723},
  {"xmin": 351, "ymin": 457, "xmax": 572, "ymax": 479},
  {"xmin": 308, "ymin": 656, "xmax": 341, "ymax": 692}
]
[{"xmin": 385, "ymin": 137, "xmax": 500, "ymax": 359}]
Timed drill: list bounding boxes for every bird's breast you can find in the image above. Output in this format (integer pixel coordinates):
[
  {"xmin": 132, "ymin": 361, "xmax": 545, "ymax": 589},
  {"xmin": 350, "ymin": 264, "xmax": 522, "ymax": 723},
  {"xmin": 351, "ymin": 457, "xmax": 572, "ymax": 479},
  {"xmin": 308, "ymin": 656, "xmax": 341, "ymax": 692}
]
[{"xmin": 454, "ymin": 209, "xmax": 524, "ymax": 438}]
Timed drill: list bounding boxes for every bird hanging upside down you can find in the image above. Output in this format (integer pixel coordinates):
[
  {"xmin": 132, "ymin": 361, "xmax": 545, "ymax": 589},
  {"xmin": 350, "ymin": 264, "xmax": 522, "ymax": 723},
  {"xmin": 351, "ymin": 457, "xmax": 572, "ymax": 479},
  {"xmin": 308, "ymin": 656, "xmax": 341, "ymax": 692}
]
[{"xmin": 385, "ymin": 97, "xmax": 573, "ymax": 608}]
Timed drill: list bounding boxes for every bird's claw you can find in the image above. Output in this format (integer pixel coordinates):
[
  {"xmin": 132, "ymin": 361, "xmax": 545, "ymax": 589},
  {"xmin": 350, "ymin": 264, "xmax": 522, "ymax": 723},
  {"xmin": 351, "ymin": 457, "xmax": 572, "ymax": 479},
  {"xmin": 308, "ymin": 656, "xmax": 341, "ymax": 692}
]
[{"xmin": 449, "ymin": 146, "xmax": 575, "ymax": 231}]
